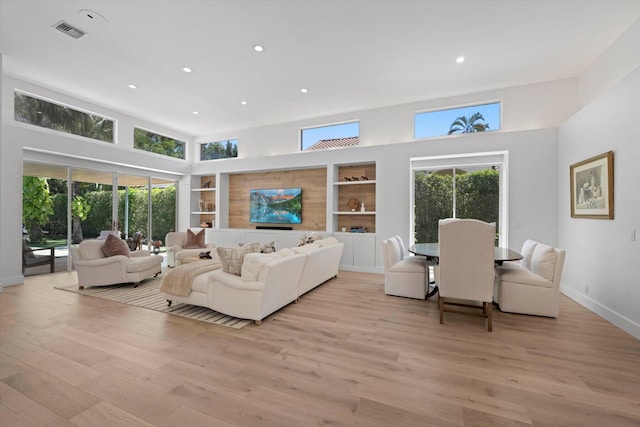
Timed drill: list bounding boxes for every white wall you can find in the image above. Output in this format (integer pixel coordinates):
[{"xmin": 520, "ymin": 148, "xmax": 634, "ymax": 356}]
[
  {"xmin": 194, "ymin": 78, "xmax": 578, "ymax": 159},
  {"xmin": 558, "ymin": 66, "xmax": 640, "ymax": 338}
]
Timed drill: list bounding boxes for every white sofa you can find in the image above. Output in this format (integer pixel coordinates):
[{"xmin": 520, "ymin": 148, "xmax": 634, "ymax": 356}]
[
  {"xmin": 292, "ymin": 237, "xmax": 344, "ymax": 297},
  {"xmin": 166, "ymin": 231, "xmax": 215, "ymax": 267},
  {"xmin": 164, "ymin": 250, "xmax": 306, "ymax": 325},
  {"xmin": 162, "ymin": 237, "xmax": 343, "ymax": 324},
  {"xmin": 70, "ymin": 239, "xmax": 162, "ymax": 289},
  {"xmin": 494, "ymin": 239, "xmax": 566, "ymax": 318}
]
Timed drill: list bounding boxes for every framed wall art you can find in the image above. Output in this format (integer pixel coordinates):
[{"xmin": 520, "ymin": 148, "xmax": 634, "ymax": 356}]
[{"xmin": 570, "ymin": 151, "xmax": 614, "ymax": 219}]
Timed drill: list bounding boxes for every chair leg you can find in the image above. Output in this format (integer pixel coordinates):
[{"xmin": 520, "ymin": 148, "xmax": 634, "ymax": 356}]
[
  {"xmin": 166, "ymin": 299, "xmax": 172, "ymax": 307},
  {"xmin": 438, "ymin": 296, "xmax": 444, "ymax": 324},
  {"xmin": 79, "ymin": 285, "xmax": 84, "ymax": 290},
  {"xmin": 486, "ymin": 302, "xmax": 493, "ymax": 332},
  {"xmin": 133, "ymin": 282, "xmax": 139, "ymax": 288},
  {"xmin": 255, "ymin": 319, "xmax": 262, "ymax": 325}
]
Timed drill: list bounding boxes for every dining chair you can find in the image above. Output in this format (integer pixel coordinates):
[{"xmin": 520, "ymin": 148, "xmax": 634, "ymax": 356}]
[
  {"xmin": 434, "ymin": 218, "xmax": 496, "ymax": 331},
  {"xmin": 382, "ymin": 236, "xmax": 427, "ymax": 299}
]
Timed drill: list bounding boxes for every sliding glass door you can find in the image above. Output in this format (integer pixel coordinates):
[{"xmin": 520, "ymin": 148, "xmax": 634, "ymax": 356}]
[
  {"xmin": 23, "ymin": 161, "xmax": 177, "ymax": 274},
  {"xmin": 411, "ymin": 153, "xmax": 506, "ymax": 246}
]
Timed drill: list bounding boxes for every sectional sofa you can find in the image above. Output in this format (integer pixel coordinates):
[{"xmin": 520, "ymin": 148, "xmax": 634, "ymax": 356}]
[{"xmin": 162, "ymin": 237, "xmax": 344, "ymax": 324}]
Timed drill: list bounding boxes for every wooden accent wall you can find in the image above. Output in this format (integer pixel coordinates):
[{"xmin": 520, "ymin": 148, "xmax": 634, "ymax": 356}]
[{"xmin": 229, "ymin": 168, "xmax": 327, "ymax": 230}]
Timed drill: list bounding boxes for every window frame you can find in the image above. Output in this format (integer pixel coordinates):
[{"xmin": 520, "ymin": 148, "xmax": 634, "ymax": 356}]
[
  {"xmin": 300, "ymin": 120, "xmax": 360, "ymax": 152},
  {"xmin": 199, "ymin": 138, "xmax": 239, "ymax": 161},
  {"xmin": 133, "ymin": 126, "xmax": 187, "ymax": 160},
  {"xmin": 413, "ymin": 100, "xmax": 502, "ymax": 140},
  {"xmin": 13, "ymin": 90, "xmax": 116, "ymax": 143},
  {"xmin": 410, "ymin": 151, "xmax": 509, "ymax": 247}
]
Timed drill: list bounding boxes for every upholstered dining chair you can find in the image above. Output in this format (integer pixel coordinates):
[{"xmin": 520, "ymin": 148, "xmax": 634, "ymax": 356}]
[
  {"xmin": 382, "ymin": 236, "xmax": 427, "ymax": 299},
  {"xmin": 434, "ymin": 218, "xmax": 496, "ymax": 331}
]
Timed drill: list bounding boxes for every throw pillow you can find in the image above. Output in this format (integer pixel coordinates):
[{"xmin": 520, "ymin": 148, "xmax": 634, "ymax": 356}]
[
  {"xmin": 217, "ymin": 242, "xmax": 261, "ymax": 275},
  {"xmin": 184, "ymin": 229, "xmax": 205, "ymax": 249},
  {"xmin": 241, "ymin": 252, "xmax": 277, "ymax": 281},
  {"xmin": 531, "ymin": 243, "xmax": 556, "ymax": 281},
  {"xmin": 101, "ymin": 233, "xmax": 131, "ymax": 257}
]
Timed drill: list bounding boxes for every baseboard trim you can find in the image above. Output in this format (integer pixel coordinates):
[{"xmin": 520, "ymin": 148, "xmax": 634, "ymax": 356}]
[
  {"xmin": 0, "ymin": 274, "xmax": 25, "ymax": 291},
  {"xmin": 339, "ymin": 265, "xmax": 384, "ymax": 274},
  {"xmin": 561, "ymin": 284, "xmax": 640, "ymax": 340}
]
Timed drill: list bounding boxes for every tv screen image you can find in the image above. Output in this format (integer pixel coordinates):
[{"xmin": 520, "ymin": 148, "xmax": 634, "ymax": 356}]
[{"xmin": 250, "ymin": 188, "xmax": 302, "ymax": 224}]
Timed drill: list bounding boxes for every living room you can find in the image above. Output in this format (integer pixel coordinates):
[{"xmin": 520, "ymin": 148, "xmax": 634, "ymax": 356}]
[{"xmin": 1, "ymin": 1, "xmax": 639, "ymax": 424}]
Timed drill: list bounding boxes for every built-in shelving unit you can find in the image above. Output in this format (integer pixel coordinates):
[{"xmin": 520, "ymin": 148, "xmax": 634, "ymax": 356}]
[
  {"xmin": 190, "ymin": 175, "xmax": 216, "ymax": 228},
  {"xmin": 333, "ymin": 163, "xmax": 376, "ymax": 233}
]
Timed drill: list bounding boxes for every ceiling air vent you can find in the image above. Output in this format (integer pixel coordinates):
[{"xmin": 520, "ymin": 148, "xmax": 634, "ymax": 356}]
[{"xmin": 53, "ymin": 21, "xmax": 86, "ymax": 39}]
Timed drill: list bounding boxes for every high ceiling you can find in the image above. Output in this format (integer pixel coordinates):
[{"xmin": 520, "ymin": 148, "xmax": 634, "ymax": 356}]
[{"xmin": 2, "ymin": 1, "xmax": 638, "ymax": 137}]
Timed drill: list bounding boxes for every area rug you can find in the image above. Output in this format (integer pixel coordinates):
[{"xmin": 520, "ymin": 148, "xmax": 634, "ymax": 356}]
[{"xmin": 55, "ymin": 277, "xmax": 252, "ymax": 329}]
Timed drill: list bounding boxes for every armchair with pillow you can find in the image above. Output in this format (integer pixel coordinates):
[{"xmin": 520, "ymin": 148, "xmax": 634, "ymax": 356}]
[
  {"xmin": 70, "ymin": 234, "xmax": 162, "ymax": 290},
  {"xmin": 494, "ymin": 239, "xmax": 565, "ymax": 317},
  {"xmin": 166, "ymin": 229, "xmax": 215, "ymax": 267}
]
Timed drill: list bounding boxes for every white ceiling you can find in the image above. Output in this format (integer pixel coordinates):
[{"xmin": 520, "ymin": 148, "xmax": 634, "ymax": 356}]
[{"xmin": 2, "ymin": 0, "xmax": 639, "ymax": 137}]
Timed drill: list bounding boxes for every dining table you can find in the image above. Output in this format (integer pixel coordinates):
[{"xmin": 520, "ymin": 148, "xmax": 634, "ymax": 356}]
[{"xmin": 408, "ymin": 243, "xmax": 523, "ymax": 298}]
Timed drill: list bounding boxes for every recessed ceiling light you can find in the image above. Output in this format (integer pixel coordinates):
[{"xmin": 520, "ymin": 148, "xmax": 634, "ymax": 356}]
[
  {"xmin": 456, "ymin": 56, "xmax": 465, "ymax": 64},
  {"xmin": 193, "ymin": 111, "xmax": 199, "ymax": 115},
  {"xmin": 300, "ymin": 88, "xmax": 309, "ymax": 93},
  {"xmin": 128, "ymin": 84, "xmax": 138, "ymax": 89},
  {"xmin": 240, "ymin": 101, "xmax": 248, "ymax": 105},
  {"xmin": 183, "ymin": 67, "xmax": 193, "ymax": 73},
  {"xmin": 253, "ymin": 44, "xmax": 264, "ymax": 52}
]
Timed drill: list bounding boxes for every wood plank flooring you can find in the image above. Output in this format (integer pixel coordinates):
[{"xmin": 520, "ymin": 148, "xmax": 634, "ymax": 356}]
[{"xmin": 1, "ymin": 270, "xmax": 639, "ymax": 426}]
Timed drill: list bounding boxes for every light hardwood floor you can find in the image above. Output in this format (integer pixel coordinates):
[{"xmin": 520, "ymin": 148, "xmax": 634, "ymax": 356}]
[{"xmin": 1, "ymin": 270, "xmax": 639, "ymax": 426}]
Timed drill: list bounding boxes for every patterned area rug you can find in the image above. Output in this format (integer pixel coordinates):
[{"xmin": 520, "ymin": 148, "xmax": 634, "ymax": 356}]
[{"xmin": 55, "ymin": 277, "xmax": 252, "ymax": 329}]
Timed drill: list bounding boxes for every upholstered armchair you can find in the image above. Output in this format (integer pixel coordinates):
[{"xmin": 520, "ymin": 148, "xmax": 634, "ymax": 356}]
[
  {"xmin": 166, "ymin": 230, "xmax": 215, "ymax": 267},
  {"xmin": 70, "ymin": 239, "xmax": 162, "ymax": 290},
  {"xmin": 435, "ymin": 219, "xmax": 496, "ymax": 331},
  {"xmin": 382, "ymin": 236, "xmax": 427, "ymax": 299},
  {"xmin": 494, "ymin": 240, "xmax": 565, "ymax": 317}
]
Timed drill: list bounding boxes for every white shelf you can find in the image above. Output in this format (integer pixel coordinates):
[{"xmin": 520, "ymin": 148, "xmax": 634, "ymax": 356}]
[
  {"xmin": 192, "ymin": 188, "xmax": 216, "ymax": 192},
  {"xmin": 334, "ymin": 180, "xmax": 376, "ymax": 186},
  {"xmin": 191, "ymin": 211, "xmax": 215, "ymax": 215},
  {"xmin": 333, "ymin": 211, "xmax": 376, "ymax": 215}
]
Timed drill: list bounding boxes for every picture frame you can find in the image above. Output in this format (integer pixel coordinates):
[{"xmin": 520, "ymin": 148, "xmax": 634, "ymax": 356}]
[{"xmin": 570, "ymin": 151, "xmax": 614, "ymax": 219}]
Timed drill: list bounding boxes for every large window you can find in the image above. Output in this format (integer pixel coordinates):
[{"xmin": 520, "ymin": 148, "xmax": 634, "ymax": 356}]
[
  {"xmin": 134, "ymin": 127, "xmax": 186, "ymax": 159},
  {"xmin": 200, "ymin": 138, "xmax": 238, "ymax": 160},
  {"xmin": 14, "ymin": 91, "xmax": 114, "ymax": 142},
  {"xmin": 411, "ymin": 153, "xmax": 507, "ymax": 246},
  {"xmin": 414, "ymin": 102, "xmax": 501, "ymax": 139},
  {"xmin": 301, "ymin": 121, "xmax": 359, "ymax": 151}
]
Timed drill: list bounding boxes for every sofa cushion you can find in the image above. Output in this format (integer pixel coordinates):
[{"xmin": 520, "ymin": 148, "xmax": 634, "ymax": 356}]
[
  {"xmin": 101, "ymin": 234, "xmax": 130, "ymax": 257},
  {"xmin": 126, "ymin": 255, "xmax": 161, "ymax": 273},
  {"xmin": 292, "ymin": 243, "xmax": 319, "ymax": 254},
  {"xmin": 79, "ymin": 240, "xmax": 106, "ymax": 260},
  {"xmin": 520, "ymin": 239, "xmax": 538, "ymax": 270},
  {"xmin": 184, "ymin": 229, "xmax": 205, "ymax": 249},
  {"xmin": 241, "ymin": 252, "xmax": 278, "ymax": 281},
  {"xmin": 316, "ymin": 237, "xmax": 338, "ymax": 247},
  {"xmin": 531, "ymin": 243, "xmax": 556, "ymax": 281},
  {"xmin": 276, "ymin": 248, "xmax": 294, "ymax": 257},
  {"xmin": 496, "ymin": 263, "xmax": 554, "ymax": 288},
  {"xmin": 217, "ymin": 242, "xmax": 261, "ymax": 275}
]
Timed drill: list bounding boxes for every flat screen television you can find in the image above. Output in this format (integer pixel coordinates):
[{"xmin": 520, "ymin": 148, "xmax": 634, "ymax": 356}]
[{"xmin": 250, "ymin": 188, "xmax": 302, "ymax": 224}]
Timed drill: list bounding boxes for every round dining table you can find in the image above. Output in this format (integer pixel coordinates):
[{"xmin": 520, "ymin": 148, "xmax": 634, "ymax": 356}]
[{"xmin": 408, "ymin": 243, "xmax": 523, "ymax": 298}]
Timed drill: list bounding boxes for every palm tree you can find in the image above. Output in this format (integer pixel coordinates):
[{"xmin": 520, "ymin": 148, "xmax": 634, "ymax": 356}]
[{"xmin": 448, "ymin": 112, "xmax": 490, "ymax": 134}]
